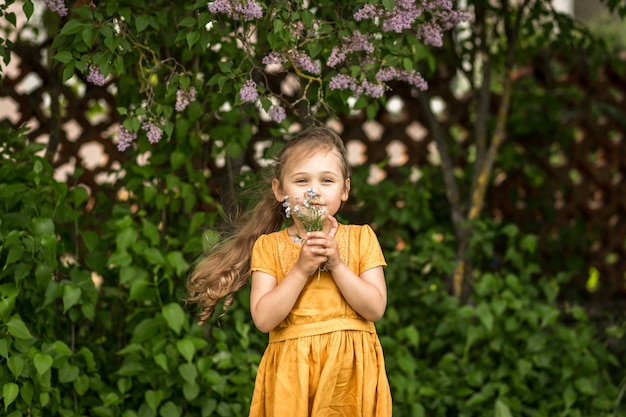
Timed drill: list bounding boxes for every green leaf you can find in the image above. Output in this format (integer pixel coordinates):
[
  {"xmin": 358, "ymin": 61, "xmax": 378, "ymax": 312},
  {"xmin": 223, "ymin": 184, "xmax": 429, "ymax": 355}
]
[
  {"xmin": 186, "ymin": 31, "xmax": 200, "ymax": 49},
  {"xmin": 402, "ymin": 57, "xmax": 414, "ymax": 71},
  {"xmin": 74, "ymin": 374, "xmax": 89, "ymax": 396},
  {"xmin": 109, "ymin": 250, "xmax": 132, "ymax": 267},
  {"xmin": 563, "ymin": 383, "xmax": 576, "ymax": 408},
  {"xmin": 128, "ymin": 279, "xmax": 149, "ymax": 302},
  {"xmin": 494, "ymin": 399, "xmax": 513, "ymax": 417},
  {"xmin": 167, "ymin": 251, "xmax": 189, "ymax": 276},
  {"xmin": 7, "ymin": 317, "xmax": 33, "ymax": 340},
  {"xmin": 32, "ymin": 217, "xmax": 55, "ymax": 236},
  {"xmin": 73, "ymin": 185, "xmax": 89, "ymax": 206},
  {"xmin": 6, "ymin": 246, "xmax": 24, "ymax": 265},
  {"xmin": 82, "ymin": 28, "xmax": 97, "ymax": 48},
  {"xmin": 176, "ymin": 338, "xmax": 196, "ymax": 362},
  {"xmin": 178, "ymin": 363, "xmax": 198, "ymax": 383},
  {"xmin": 131, "ymin": 318, "xmax": 159, "ymax": 343},
  {"xmin": 23, "ymin": 0, "xmax": 34, "ymax": 20},
  {"xmin": 135, "ymin": 15, "xmax": 150, "ymax": 33},
  {"xmin": 62, "ymin": 63, "xmax": 75, "ymax": 82},
  {"xmin": 40, "ymin": 391, "xmax": 50, "ymax": 407},
  {"xmin": 116, "ymin": 228, "xmax": 138, "ymax": 251},
  {"xmin": 62, "ymin": 284, "xmax": 82, "ymax": 312},
  {"xmin": 20, "ymin": 380, "xmax": 33, "ymax": 405},
  {"xmin": 160, "ymin": 401, "xmax": 180, "ymax": 417},
  {"xmin": 59, "ymin": 19, "xmax": 84, "ymax": 35},
  {"xmin": 178, "ymin": 16, "xmax": 196, "ymax": 27},
  {"xmin": 33, "ymin": 353, "xmax": 53, "ymax": 375},
  {"xmin": 0, "ymin": 288, "xmax": 17, "ymax": 322},
  {"xmin": 574, "ymin": 377, "xmax": 597, "ymax": 395},
  {"xmin": 141, "ymin": 219, "xmax": 160, "ymax": 246},
  {"xmin": 477, "ymin": 302, "xmax": 494, "ymax": 332},
  {"xmin": 81, "ymin": 230, "xmax": 100, "ymax": 252},
  {"xmin": 33, "ymin": 159, "xmax": 42, "ymax": 174},
  {"xmin": 145, "ymin": 390, "xmax": 164, "ymax": 411},
  {"xmin": 8, "ymin": 355, "xmax": 24, "ymax": 377},
  {"xmin": 170, "ymin": 151, "xmax": 186, "ymax": 170},
  {"xmin": 0, "ymin": 339, "xmax": 7, "ymax": 359},
  {"xmin": 144, "ymin": 248, "xmax": 166, "ymax": 265},
  {"xmin": 183, "ymin": 382, "xmax": 200, "ymax": 401},
  {"xmin": 3, "ymin": 382, "xmax": 19, "ymax": 410},
  {"xmin": 217, "ymin": 60, "xmax": 232, "ymax": 74},
  {"xmin": 163, "ymin": 303, "xmax": 185, "ymax": 335},
  {"xmin": 401, "ymin": 325, "xmax": 419, "ymax": 347},
  {"xmin": 52, "ymin": 340, "xmax": 73, "ymax": 357},
  {"xmin": 58, "ymin": 363, "xmax": 80, "ymax": 383},
  {"xmin": 154, "ymin": 353, "xmax": 169, "ymax": 372}
]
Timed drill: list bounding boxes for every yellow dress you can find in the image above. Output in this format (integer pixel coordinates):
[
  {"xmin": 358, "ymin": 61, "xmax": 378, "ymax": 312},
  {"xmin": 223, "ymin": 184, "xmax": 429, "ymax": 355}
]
[{"xmin": 249, "ymin": 224, "xmax": 392, "ymax": 417}]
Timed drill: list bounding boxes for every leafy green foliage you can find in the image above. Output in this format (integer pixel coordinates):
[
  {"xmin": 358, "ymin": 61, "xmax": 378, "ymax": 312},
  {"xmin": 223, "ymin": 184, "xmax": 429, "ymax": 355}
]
[
  {"xmin": 2, "ymin": 0, "xmax": 626, "ymax": 415},
  {"xmin": 387, "ymin": 230, "xmax": 620, "ymax": 416},
  {"xmin": 0, "ymin": 127, "xmax": 264, "ymax": 416},
  {"xmin": 1, "ymin": 106, "xmax": 625, "ymax": 417}
]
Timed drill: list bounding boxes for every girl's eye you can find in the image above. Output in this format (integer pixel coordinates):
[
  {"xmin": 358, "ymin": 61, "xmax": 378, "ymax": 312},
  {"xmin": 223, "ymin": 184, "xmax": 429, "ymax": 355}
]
[
  {"xmin": 322, "ymin": 178, "xmax": 334, "ymax": 183},
  {"xmin": 295, "ymin": 179, "xmax": 307, "ymax": 184}
]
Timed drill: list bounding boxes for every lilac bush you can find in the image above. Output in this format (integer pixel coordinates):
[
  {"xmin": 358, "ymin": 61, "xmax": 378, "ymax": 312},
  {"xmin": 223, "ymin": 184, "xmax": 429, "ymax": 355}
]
[{"xmin": 31, "ymin": 0, "xmax": 470, "ymax": 151}]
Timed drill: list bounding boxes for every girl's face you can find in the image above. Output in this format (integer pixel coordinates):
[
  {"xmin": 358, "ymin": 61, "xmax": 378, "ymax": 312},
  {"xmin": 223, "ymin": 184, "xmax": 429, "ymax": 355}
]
[{"xmin": 272, "ymin": 148, "xmax": 350, "ymax": 220}]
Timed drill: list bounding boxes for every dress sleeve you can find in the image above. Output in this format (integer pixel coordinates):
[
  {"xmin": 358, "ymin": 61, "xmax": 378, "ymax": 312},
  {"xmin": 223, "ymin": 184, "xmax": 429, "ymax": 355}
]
[
  {"xmin": 251, "ymin": 234, "xmax": 278, "ymax": 277},
  {"xmin": 358, "ymin": 224, "xmax": 387, "ymax": 275}
]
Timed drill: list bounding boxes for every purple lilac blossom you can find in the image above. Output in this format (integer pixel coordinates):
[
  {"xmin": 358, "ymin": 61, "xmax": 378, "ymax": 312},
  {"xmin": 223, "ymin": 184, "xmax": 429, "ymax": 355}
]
[
  {"xmin": 239, "ymin": 80, "xmax": 259, "ymax": 102},
  {"xmin": 329, "ymin": 74, "xmax": 357, "ymax": 91},
  {"xmin": 329, "ymin": 75, "xmax": 384, "ymax": 98},
  {"xmin": 117, "ymin": 127, "xmax": 137, "ymax": 152},
  {"xmin": 43, "ymin": 0, "xmax": 68, "ymax": 17},
  {"xmin": 290, "ymin": 21, "xmax": 305, "ymax": 39},
  {"xmin": 375, "ymin": 67, "xmax": 398, "ymax": 82},
  {"xmin": 207, "ymin": 0, "xmax": 231, "ymax": 14},
  {"xmin": 345, "ymin": 31, "xmax": 375, "ymax": 53},
  {"xmin": 292, "ymin": 50, "xmax": 321, "ymax": 75},
  {"xmin": 327, "ymin": 48, "xmax": 347, "ymax": 68},
  {"xmin": 175, "ymin": 86, "xmax": 197, "ymax": 111},
  {"xmin": 142, "ymin": 121, "xmax": 164, "ymax": 144},
  {"xmin": 208, "ymin": 0, "xmax": 263, "ymax": 21},
  {"xmin": 417, "ymin": 21, "xmax": 443, "ymax": 47},
  {"xmin": 86, "ymin": 65, "xmax": 106, "ymax": 86},
  {"xmin": 375, "ymin": 67, "xmax": 428, "ymax": 90},
  {"xmin": 262, "ymin": 52, "xmax": 286, "ymax": 65},
  {"xmin": 234, "ymin": 0, "xmax": 263, "ymax": 20},
  {"xmin": 327, "ymin": 31, "xmax": 374, "ymax": 68},
  {"xmin": 353, "ymin": 4, "xmax": 380, "ymax": 21},
  {"xmin": 436, "ymin": 8, "xmax": 473, "ymax": 30},
  {"xmin": 354, "ymin": 0, "xmax": 469, "ymax": 35},
  {"xmin": 382, "ymin": 4, "xmax": 423, "ymax": 33},
  {"xmin": 268, "ymin": 105, "xmax": 286, "ymax": 123},
  {"xmin": 357, "ymin": 80, "xmax": 385, "ymax": 98},
  {"xmin": 423, "ymin": 0, "xmax": 452, "ymax": 10}
]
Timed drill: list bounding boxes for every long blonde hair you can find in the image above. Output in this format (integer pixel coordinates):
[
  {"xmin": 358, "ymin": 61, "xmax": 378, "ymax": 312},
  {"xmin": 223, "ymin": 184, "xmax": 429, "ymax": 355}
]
[{"xmin": 186, "ymin": 125, "xmax": 351, "ymax": 325}]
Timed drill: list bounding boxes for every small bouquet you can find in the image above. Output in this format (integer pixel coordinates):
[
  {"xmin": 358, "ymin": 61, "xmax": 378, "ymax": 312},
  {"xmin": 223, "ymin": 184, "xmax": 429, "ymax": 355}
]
[
  {"xmin": 282, "ymin": 188, "xmax": 328, "ymax": 281},
  {"xmin": 283, "ymin": 188, "xmax": 326, "ymax": 234}
]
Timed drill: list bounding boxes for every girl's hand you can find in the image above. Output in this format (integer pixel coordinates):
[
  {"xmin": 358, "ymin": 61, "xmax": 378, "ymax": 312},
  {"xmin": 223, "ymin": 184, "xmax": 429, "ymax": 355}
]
[
  {"xmin": 294, "ymin": 238, "xmax": 329, "ymax": 277},
  {"xmin": 304, "ymin": 215, "xmax": 342, "ymax": 270}
]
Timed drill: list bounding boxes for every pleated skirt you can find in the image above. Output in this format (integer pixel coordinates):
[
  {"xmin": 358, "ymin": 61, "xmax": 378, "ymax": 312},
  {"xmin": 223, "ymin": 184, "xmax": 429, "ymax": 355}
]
[{"xmin": 249, "ymin": 330, "xmax": 392, "ymax": 417}]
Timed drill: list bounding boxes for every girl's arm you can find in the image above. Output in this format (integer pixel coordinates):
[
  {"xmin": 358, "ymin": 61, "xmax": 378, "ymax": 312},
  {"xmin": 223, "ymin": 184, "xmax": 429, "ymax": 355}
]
[
  {"xmin": 250, "ymin": 239, "xmax": 328, "ymax": 333},
  {"xmin": 306, "ymin": 215, "xmax": 387, "ymax": 322},
  {"xmin": 327, "ymin": 264, "xmax": 387, "ymax": 322},
  {"xmin": 249, "ymin": 269, "xmax": 307, "ymax": 333}
]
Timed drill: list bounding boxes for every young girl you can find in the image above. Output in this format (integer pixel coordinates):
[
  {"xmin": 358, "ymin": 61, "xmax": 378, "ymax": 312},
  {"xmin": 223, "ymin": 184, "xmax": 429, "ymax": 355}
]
[{"xmin": 187, "ymin": 126, "xmax": 392, "ymax": 416}]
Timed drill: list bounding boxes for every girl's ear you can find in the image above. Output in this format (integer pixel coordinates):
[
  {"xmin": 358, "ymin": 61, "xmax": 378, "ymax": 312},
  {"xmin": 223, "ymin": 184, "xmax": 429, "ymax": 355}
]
[
  {"xmin": 271, "ymin": 179, "xmax": 283, "ymax": 202},
  {"xmin": 341, "ymin": 178, "xmax": 351, "ymax": 202}
]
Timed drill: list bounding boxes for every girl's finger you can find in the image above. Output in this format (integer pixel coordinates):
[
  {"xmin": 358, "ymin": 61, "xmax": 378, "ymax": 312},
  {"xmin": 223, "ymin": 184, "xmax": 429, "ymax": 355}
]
[{"xmin": 327, "ymin": 215, "xmax": 339, "ymax": 237}]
